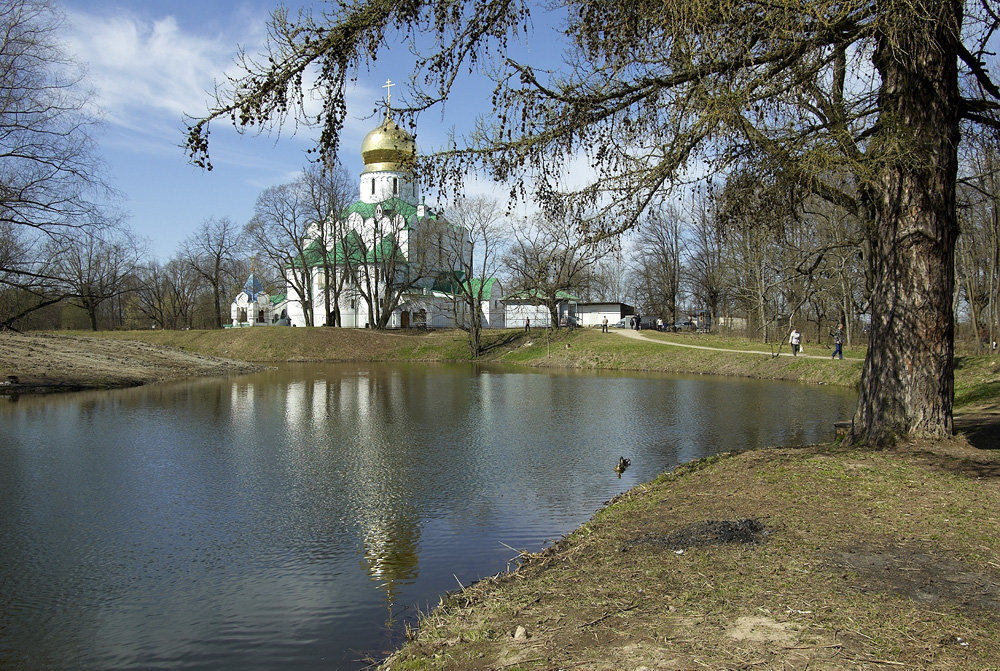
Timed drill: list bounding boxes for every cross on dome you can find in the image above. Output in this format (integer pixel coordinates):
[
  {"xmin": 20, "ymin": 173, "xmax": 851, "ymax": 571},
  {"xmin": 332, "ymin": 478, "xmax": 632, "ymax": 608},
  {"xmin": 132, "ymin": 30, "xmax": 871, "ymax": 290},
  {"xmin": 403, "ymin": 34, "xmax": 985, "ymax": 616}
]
[{"xmin": 383, "ymin": 78, "xmax": 394, "ymax": 108}]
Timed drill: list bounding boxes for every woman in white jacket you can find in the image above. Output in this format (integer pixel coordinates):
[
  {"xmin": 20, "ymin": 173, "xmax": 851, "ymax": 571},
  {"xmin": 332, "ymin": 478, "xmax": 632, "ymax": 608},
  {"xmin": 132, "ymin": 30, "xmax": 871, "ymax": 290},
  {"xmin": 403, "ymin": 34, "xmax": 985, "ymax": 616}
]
[{"xmin": 789, "ymin": 328, "xmax": 802, "ymax": 356}]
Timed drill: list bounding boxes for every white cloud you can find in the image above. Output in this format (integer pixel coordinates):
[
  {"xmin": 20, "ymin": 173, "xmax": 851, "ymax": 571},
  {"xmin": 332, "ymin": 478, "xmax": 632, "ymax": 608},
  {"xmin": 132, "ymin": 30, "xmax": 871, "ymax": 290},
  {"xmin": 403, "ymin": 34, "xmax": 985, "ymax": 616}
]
[{"xmin": 63, "ymin": 10, "xmax": 253, "ymax": 127}]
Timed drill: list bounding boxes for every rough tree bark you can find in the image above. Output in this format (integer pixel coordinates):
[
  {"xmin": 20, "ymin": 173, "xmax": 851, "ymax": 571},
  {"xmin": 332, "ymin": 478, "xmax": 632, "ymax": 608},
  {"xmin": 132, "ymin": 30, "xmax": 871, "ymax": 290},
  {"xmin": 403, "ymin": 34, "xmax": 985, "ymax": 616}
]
[{"xmin": 853, "ymin": 0, "xmax": 961, "ymax": 444}]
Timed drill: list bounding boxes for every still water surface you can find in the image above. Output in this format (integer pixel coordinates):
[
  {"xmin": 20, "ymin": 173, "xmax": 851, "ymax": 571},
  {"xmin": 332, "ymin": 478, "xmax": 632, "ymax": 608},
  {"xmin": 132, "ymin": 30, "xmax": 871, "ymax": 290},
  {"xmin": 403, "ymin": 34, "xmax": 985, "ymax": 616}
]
[{"xmin": 0, "ymin": 363, "xmax": 856, "ymax": 669}]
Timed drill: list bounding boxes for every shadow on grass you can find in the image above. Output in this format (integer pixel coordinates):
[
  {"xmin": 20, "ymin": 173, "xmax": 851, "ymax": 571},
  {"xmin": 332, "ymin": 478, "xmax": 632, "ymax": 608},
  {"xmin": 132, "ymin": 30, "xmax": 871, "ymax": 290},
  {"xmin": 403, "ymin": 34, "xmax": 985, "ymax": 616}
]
[{"xmin": 479, "ymin": 331, "xmax": 530, "ymax": 354}]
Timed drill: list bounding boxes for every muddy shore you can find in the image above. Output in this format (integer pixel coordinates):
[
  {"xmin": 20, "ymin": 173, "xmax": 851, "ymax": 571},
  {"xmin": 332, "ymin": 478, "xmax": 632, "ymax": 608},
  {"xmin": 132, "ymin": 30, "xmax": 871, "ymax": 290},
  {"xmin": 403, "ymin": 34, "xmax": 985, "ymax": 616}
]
[{"xmin": 0, "ymin": 331, "xmax": 260, "ymax": 394}]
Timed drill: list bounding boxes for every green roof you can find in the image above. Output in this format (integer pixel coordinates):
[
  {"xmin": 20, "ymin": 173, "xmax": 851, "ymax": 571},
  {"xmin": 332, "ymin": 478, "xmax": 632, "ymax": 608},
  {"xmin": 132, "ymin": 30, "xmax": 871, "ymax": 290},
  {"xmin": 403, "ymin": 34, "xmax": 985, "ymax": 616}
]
[
  {"xmin": 428, "ymin": 271, "xmax": 469, "ymax": 294},
  {"xmin": 342, "ymin": 197, "xmax": 437, "ymax": 228},
  {"xmin": 289, "ymin": 230, "xmax": 404, "ymax": 268},
  {"xmin": 467, "ymin": 277, "xmax": 498, "ymax": 300},
  {"xmin": 286, "ymin": 197, "xmax": 441, "ymax": 270}
]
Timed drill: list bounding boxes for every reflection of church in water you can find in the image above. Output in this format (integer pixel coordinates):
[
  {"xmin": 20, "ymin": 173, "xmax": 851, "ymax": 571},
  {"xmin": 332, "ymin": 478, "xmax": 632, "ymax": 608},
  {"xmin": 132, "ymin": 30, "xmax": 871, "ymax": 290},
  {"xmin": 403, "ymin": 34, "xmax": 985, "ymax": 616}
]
[
  {"xmin": 230, "ymin": 91, "xmax": 505, "ymax": 329},
  {"xmin": 253, "ymin": 372, "xmax": 422, "ymax": 622}
]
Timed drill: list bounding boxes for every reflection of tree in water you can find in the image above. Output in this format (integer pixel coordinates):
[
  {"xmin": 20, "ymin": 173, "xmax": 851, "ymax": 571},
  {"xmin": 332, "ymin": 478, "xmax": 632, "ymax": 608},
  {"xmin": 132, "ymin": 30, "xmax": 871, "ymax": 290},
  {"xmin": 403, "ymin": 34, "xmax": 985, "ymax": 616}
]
[{"xmin": 359, "ymin": 506, "xmax": 420, "ymax": 628}]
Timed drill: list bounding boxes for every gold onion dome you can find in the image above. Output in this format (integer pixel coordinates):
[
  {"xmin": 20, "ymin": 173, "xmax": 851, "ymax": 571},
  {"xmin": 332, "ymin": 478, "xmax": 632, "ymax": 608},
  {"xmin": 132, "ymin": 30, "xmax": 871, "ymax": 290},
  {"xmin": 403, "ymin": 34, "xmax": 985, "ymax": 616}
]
[{"xmin": 361, "ymin": 116, "xmax": 416, "ymax": 172}]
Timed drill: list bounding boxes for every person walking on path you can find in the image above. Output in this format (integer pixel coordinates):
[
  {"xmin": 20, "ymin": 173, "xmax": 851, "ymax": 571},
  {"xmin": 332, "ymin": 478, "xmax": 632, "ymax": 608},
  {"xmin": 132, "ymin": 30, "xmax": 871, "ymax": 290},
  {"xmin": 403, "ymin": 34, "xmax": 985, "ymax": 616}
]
[
  {"xmin": 789, "ymin": 328, "xmax": 802, "ymax": 356},
  {"xmin": 602, "ymin": 316, "xmax": 608, "ymax": 333},
  {"xmin": 832, "ymin": 324, "xmax": 844, "ymax": 360}
]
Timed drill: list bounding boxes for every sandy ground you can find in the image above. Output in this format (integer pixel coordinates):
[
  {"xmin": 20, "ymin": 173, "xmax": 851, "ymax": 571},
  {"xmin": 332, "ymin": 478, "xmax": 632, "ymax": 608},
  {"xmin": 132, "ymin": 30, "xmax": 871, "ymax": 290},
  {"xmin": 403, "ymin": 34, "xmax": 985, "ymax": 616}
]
[{"xmin": 0, "ymin": 331, "xmax": 260, "ymax": 394}]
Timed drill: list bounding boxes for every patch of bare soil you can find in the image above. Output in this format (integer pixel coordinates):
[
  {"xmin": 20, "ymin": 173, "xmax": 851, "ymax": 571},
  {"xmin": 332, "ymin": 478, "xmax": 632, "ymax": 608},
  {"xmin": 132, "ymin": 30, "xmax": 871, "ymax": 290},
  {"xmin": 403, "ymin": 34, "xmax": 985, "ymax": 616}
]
[
  {"xmin": 621, "ymin": 518, "xmax": 769, "ymax": 552},
  {"xmin": 830, "ymin": 544, "xmax": 1000, "ymax": 612},
  {"xmin": 0, "ymin": 331, "xmax": 259, "ymax": 394}
]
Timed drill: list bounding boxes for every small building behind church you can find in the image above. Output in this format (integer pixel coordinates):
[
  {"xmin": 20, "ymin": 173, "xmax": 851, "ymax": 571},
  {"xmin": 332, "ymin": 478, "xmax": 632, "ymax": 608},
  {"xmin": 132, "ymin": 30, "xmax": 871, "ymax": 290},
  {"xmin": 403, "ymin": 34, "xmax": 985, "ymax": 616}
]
[
  {"xmin": 230, "ymin": 272, "xmax": 289, "ymax": 327},
  {"xmin": 575, "ymin": 302, "xmax": 635, "ymax": 328},
  {"xmin": 503, "ymin": 290, "xmax": 578, "ymax": 329}
]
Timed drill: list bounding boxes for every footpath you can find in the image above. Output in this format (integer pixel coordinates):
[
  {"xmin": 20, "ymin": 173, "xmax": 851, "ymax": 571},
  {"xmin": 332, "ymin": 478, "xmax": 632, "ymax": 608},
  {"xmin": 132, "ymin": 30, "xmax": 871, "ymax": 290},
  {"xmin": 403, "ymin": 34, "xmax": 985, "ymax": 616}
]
[{"xmin": 613, "ymin": 328, "xmax": 844, "ymax": 359}]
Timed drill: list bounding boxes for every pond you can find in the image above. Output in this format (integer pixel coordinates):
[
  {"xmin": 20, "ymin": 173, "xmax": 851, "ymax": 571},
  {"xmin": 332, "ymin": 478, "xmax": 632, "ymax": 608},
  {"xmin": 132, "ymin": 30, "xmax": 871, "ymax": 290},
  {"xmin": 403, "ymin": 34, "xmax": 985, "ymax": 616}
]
[{"xmin": 0, "ymin": 363, "xmax": 856, "ymax": 670}]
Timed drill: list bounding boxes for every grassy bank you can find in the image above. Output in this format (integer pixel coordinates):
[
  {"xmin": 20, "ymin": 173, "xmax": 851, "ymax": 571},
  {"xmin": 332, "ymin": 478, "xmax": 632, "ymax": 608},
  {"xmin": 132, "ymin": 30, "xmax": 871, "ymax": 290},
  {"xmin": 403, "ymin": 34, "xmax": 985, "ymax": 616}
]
[
  {"xmin": 69, "ymin": 327, "xmax": 1000, "ymax": 409},
  {"xmin": 380, "ymin": 439, "xmax": 1000, "ymax": 670}
]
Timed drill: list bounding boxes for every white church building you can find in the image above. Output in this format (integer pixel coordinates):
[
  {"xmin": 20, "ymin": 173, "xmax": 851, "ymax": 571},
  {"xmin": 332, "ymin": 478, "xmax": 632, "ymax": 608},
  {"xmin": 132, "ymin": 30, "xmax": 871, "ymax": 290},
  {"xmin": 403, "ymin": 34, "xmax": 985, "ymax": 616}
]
[{"xmin": 281, "ymin": 107, "xmax": 501, "ymax": 329}]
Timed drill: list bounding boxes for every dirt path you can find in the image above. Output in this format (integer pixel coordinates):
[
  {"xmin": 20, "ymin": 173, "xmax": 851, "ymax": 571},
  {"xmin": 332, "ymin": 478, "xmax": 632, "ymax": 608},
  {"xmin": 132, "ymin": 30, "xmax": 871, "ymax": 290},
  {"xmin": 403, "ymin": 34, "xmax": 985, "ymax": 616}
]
[
  {"xmin": 613, "ymin": 328, "xmax": 842, "ymax": 359},
  {"xmin": 0, "ymin": 331, "xmax": 260, "ymax": 394}
]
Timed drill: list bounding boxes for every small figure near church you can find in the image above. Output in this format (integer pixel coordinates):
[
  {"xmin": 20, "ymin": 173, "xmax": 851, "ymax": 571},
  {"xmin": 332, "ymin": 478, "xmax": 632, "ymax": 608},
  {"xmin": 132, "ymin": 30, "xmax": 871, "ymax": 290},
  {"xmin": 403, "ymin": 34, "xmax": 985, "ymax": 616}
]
[
  {"xmin": 525, "ymin": 318, "xmax": 530, "ymax": 332},
  {"xmin": 602, "ymin": 316, "xmax": 608, "ymax": 333}
]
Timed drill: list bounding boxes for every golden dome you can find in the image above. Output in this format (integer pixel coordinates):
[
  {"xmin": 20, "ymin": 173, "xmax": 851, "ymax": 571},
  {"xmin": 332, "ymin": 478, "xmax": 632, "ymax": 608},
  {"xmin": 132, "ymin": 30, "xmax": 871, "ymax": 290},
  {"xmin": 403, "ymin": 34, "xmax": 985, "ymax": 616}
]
[{"xmin": 361, "ymin": 116, "xmax": 416, "ymax": 172}]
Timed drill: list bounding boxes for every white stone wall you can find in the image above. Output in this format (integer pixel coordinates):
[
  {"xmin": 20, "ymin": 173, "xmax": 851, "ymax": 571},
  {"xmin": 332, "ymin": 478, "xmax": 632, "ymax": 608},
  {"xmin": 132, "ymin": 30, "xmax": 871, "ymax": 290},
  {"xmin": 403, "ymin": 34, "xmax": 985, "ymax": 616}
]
[
  {"xmin": 505, "ymin": 303, "xmax": 551, "ymax": 329},
  {"xmin": 576, "ymin": 305, "xmax": 625, "ymax": 327},
  {"xmin": 360, "ymin": 170, "xmax": 418, "ymax": 205}
]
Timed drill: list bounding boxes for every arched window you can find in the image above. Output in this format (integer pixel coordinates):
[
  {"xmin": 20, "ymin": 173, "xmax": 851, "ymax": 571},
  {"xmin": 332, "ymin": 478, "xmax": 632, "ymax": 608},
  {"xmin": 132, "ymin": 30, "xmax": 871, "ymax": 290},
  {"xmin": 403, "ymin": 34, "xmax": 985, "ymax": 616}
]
[
  {"xmin": 371, "ymin": 178, "xmax": 375, "ymax": 196},
  {"xmin": 393, "ymin": 177, "xmax": 398, "ymax": 195}
]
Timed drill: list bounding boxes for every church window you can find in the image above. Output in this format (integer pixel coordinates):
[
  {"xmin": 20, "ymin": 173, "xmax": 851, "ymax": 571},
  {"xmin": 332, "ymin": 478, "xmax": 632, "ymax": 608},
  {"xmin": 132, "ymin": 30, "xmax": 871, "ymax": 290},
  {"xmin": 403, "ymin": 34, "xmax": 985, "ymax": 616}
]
[
  {"xmin": 393, "ymin": 177, "xmax": 398, "ymax": 195},
  {"xmin": 371, "ymin": 179, "xmax": 375, "ymax": 196}
]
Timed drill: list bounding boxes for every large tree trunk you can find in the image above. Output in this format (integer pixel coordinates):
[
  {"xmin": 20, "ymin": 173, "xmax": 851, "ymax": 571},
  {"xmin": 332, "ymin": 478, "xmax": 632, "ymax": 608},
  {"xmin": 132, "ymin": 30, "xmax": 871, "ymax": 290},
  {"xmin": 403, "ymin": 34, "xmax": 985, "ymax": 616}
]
[
  {"xmin": 212, "ymin": 282, "xmax": 223, "ymax": 329},
  {"xmin": 852, "ymin": 0, "xmax": 961, "ymax": 445},
  {"xmin": 86, "ymin": 298, "xmax": 99, "ymax": 331}
]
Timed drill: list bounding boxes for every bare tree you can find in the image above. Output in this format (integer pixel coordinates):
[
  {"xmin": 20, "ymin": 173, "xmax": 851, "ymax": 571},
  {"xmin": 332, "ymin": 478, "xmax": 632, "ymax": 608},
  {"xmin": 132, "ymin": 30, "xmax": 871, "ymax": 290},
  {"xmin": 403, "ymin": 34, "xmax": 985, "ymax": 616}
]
[
  {"xmin": 55, "ymin": 225, "xmax": 143, "ymax": 330},
  {"xmin": 245, "ymin": 182, "xmax": 317, "ymax": 326},
  {"xmin": 0, "ymin": 0, "xmax": 105, "ymax": 235},
  {"xmin": 299, "ymin": 164, "xmax": 353, "ymax": 326},
  {"xmin": 134, "ymin": 261, "xmax": 171, "ymax": 329},
  {"xmin": 0, "ymin": 0, "xmax": 113, "ymax": 327},
  {"xmin": 957, "ymin": 131, "xmax": 1000, "ymax": 352},
  {"xmin": 439, "ymin": 196, "xmax": 508, "ymax": 356},
  {"xmin": 634, "ymin": 207, "xmax": 684, "ymax": 326},
  {"xmin": 182, "ymin": 217, "xmax": 243, "ymax": 329},
  {"xmin": 134, "ymin": 257, "xmax": 202, "ymax": 330},
  {"xmin": 686, "ymin": 195, "xmax": 727, "ymax": 333},
  {"xmin": 504, "ymin": 214, "xmax": 604, "ymax": 327},
  {"xmin": 581, "ymin": 252, "xmax": 630, "ymax": 304},
  {"xmin": 0, "ymin": 221, "xmax": 66, "ymax": 329}
]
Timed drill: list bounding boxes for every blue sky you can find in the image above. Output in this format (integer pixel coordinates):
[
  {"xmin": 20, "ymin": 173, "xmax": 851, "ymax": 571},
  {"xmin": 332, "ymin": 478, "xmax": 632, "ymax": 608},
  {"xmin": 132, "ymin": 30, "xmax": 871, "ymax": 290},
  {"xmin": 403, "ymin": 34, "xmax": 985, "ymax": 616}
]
[{"xmin": 58, "ymin": 1, "xmax": 550, "ymax": 260}]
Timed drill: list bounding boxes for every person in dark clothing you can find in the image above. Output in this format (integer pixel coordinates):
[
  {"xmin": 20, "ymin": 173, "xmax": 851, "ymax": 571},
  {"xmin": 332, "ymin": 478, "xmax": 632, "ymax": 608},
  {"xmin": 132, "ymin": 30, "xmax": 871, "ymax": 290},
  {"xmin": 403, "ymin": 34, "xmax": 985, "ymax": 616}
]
[{"xmin": 832, "ymin": 324, "xmax": 844, "ymax": 360}]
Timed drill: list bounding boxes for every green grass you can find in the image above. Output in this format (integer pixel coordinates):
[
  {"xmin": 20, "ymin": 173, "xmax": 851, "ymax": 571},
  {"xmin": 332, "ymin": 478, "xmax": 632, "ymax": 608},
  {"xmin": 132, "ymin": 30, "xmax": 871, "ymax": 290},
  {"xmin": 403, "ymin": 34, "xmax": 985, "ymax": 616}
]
[
  {"xmin": 56, "ymin": 327, "xmax": 999, "ymax": 408},
  {"xmin": 954, "ymin": 354, "xmax": 1000, "ymax": 407}
]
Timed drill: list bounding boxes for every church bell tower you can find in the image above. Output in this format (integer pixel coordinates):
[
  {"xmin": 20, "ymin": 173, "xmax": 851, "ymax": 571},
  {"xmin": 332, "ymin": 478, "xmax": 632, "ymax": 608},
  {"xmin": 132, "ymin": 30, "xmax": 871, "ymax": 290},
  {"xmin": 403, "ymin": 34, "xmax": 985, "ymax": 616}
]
[{"xmin": 359, "ymin": 79, "xmax": 419, "ymax": 205}]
